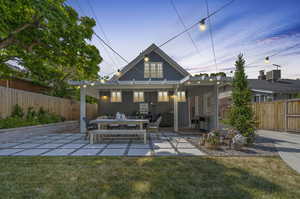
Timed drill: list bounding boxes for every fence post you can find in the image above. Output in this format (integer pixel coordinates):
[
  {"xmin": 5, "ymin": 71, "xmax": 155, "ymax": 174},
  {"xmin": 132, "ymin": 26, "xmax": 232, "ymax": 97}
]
[{"xmin": 285, "ymin": 100, "xmax": 288, "ymax": 132}]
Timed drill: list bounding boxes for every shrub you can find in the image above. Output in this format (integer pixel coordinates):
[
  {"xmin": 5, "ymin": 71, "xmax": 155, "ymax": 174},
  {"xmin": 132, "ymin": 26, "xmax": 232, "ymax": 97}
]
[
  {"xmin": 229, "ymin": 54, "xmax": 256, "ymax": 144},
  {"xmin": 11, "ymin": 104, "xmax": 24, "ymax": 118},
  {"xmin": 201, "ymin": 130, "xmax": 221, "ymax": 149},
  {"xmin": 0, "ymin": 105, "xmax": 63, "ymax": 129}
]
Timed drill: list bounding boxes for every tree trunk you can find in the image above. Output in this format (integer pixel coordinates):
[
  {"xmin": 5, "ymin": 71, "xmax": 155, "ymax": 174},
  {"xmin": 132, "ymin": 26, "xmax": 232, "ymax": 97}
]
[{"xmin": 0, "ymin": 23, "xmax": 33, "ymax": 49}]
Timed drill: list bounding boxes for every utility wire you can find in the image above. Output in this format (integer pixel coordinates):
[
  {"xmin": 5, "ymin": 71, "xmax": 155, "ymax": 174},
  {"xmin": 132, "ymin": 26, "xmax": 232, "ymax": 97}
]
[
  {"xmin": 99, "ymin": 0, "xmax": 235, "ymax": 76},
  {"xmin": 86, "ymin": 0, "xmax": 119, "ymax": 74},
  {"xmin": 94, "ymin": 32, "xmax": 129, "ymax": 64},
  {"xmin": 158, "ymin": 0, "xmax": 234, "ymax": 48},
  {"xmin": 170, "ymin": 0, "xmax": 201, "ymax": 57},
  {"xmin": 205, "ymin": 0, "xmax": 218, "ymax": 73},
  {"xmin": 247, "ymin": 42, "xmax": 300, "ymax": 66}
]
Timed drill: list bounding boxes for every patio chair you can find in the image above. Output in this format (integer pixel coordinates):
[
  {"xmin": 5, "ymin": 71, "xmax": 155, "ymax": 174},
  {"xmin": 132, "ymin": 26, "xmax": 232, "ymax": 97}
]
[
  {"xmin": 147, "ymin": 116, "xmax": 162, "ymax": 133},
  {"xmin": 83, "ymin": 117, "xmax": 97, "ymax": 140}
]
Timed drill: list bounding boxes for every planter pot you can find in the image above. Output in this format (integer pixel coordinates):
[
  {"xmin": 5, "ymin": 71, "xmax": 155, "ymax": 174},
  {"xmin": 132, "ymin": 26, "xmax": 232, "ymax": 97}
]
[
  {"xmin": 205, "ymin": 143, "xmax": 219, "ymax": 150},
  {"xmin": 233, "ymin": 144, "xmax": 244, "ymax": 150}
]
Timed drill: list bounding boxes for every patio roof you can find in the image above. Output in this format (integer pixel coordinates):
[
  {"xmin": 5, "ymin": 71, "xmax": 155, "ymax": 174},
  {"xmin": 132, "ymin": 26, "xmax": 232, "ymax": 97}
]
[
  {"xmin": 68, "ymin": 76, "xmax": 232, "ymax": 98},
  {"xmin": 68, "ymin": 76, "xmax": 231, "ymax": 134}
]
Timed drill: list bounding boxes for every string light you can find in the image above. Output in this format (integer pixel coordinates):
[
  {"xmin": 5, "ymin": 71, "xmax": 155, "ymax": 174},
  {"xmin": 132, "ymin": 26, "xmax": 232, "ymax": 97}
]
[
  {"xmin": 116, "ymin": 69, "xmax": 121, "ymax": 76},
  {"xmin": 144, "ymin": 55, "xmax": 149, "ymax": 62},
  {"xmin": 199, "ymin": 19, "xmax": 206, "ymax": 31},
  {"xmin": 100, "ymin": 79, "xmax": 105, "ymax": 83},
  {"xmin": 90, "ymin": 82, "xmax": 95, "ymax": 86},
  {"xmin": 264, "ymin": 56, "xmax": 270, "ymax": 64},
  {"xmin": 83, "ymin": 85, "xmax": 87, "ymax": 88}
]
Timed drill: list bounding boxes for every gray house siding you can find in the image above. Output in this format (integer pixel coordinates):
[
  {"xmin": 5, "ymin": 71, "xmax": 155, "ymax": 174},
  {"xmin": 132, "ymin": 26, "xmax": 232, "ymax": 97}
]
[
  {"xmin": 118, "ymin": 51, "xmax": 186, "ymax": 81},
  {"xmin": 98, "ymin": 90, "xmax": 189, "ymax": 128}
]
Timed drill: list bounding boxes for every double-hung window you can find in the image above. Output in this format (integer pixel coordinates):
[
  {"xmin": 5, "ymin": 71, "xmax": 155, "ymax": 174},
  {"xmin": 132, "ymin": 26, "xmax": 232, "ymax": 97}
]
[
  {"xmin": 177, "ymin": 91, "xmax": 186, "ymax": 102},
  {"xmin": 144, "ymin": 62, "xmax": 163, "ymax": 78},
  {"xmin": 158, "ymin": 91, "xmax": 169, "ymax": 102},
  {"xmin": 133, "ymin": 91, "xmax": 144, "ymax": 102},
  {"xmin": 111, "ymin": 91, "xmax": 122, "ymax": 102}
]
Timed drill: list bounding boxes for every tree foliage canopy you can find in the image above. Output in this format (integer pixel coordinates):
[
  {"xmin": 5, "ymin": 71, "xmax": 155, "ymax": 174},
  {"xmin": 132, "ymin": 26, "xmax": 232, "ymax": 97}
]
[
  {"xmin": 0, "ymin": 0, "xmax": 102, "ymax": 97},
  {"xmin": 229, "ymin": 54, "xmax": 256, "ymax": 143}
]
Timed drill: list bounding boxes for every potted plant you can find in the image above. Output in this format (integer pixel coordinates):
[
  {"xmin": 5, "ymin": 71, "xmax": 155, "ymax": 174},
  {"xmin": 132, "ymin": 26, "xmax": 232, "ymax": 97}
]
[{"xmin": 204, "ymin": 129, "xmax": 221, "ymax": 150}]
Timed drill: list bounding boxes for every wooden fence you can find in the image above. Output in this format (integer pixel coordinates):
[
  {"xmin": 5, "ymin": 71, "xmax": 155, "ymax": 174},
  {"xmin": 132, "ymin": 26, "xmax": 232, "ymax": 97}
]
[
  {"xmin": 0, "ymin": 86, "xmax": 98, "ymax": 120},
  {"xmin": 252, "ymin": 99, "xmax": 300, "ymax": 132}
]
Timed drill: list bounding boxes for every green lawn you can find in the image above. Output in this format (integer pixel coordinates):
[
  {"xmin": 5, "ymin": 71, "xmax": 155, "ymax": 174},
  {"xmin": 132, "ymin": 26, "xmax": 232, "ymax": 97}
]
[{"xmin": 0, "ymin": 157, "xmax": 299, "ymax": 199}]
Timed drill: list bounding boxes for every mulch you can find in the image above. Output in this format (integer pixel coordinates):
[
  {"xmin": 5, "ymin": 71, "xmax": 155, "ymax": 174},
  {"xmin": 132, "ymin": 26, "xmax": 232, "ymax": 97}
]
[{"xmin": 187, "ymin": 135, "xmax": 278, "ymax": 156}]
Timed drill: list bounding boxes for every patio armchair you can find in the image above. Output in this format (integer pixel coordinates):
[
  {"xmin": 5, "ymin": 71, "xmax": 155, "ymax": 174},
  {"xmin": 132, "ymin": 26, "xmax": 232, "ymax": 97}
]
[
  {"xmin": 83, "ymin": 117, "xmax": 98, "ymax": 140},
  {"xmin": 147, "ymin": 116, "xmax": 162, "ymax": 132}
]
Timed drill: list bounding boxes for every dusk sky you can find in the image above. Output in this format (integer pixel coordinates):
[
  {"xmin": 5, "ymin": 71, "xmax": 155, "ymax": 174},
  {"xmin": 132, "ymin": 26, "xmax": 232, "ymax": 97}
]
[{"xmin": 67, "ymin": 0, "xmax": 300, "ymax": 79}]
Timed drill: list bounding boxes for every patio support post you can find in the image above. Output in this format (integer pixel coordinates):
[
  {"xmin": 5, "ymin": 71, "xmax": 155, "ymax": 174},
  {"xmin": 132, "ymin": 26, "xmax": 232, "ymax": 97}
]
[
  {"xmin": 215, "ymin": 84, "xmax": 219, "ymax": 129},
  {"xmin": 80, "ymin": 85, "xmax": 87, "ymax": 134},
  {"xmin": 174, "ymin": 88, "xmax": 179, "ymax": 132}
]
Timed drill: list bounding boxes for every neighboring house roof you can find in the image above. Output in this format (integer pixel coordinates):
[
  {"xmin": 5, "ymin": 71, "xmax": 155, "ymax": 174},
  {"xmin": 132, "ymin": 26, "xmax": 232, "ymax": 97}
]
[
  {"xmin": 111, "ymin": 43, "xmax": 190, "ymax": 80},
  {"xmin": 248, "ymin": 79, "xmax": 300, "ymax": 94}
]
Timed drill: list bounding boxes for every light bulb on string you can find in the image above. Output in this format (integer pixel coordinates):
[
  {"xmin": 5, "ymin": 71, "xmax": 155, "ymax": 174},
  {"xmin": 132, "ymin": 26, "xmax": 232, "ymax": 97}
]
[
  {"xmin": 264, "ymin": 56, "xmax": 270, "ymax": 64},
  {"xmin": 199, "ymin": 19, "xmax": 206, "ymax": 32}
]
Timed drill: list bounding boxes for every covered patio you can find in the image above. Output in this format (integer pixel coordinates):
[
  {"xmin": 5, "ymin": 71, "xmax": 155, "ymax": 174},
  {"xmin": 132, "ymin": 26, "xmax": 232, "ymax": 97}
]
[{"xmin": 69, "ymin": 75, "xmax": 230, "ymax": 137}]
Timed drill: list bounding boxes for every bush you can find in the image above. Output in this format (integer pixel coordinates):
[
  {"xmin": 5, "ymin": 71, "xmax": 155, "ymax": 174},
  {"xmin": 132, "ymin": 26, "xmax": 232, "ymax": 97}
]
[
  {"xmin": 0, "ymin": 105, "xmax": 63, "ymax": 129},
  {"xmin": 229, "ymin": 54, "xmax": 256, "ymax": 144},
  {"xmin": 201, "ymin": 130, "xmax": 221, "ymax": 149}
]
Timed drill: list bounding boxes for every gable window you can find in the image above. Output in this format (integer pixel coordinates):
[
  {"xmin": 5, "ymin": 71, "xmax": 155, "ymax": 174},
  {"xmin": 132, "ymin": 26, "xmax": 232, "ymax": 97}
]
[
  {"xmin": 144, "ymin": 62, "xmax": 163, "ymax": 78},
  {"xmin": 111, "ymin": 91, "xmax": 122, "ymax": 102},
  {"xmin": 158, "ymin": 91, "xmax": 169, "ymax": 102},
  {"xmin": 177, "ymin": 91, "xmax": 186, "ymax": 102},
  {"xmin": 133, "ymin": 91, "xmax": 144, "ymax": 102}
]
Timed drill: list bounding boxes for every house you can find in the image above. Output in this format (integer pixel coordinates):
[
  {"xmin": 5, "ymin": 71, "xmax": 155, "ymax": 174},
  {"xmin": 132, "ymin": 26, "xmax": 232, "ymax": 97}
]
[
  {"xmin": 0, "ymin": 77, "xmax": 50, "ymax": 94},
  {"xmin": 0, "ymin": 64, "xmax": 49, "ymax": 94},
  {"xmin": 218, "ymin": 69, "xmax": 300, "ymax": 119},
  {"xmin": 70, "ymin": 44, "xmax": 229, "ymax": 133}
]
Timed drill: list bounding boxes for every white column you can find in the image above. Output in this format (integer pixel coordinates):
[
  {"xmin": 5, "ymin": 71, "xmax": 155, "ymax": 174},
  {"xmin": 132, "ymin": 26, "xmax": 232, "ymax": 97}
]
[
  {"xmin": 80, "ymin": 85, "xmax": 87, "ymax": 134},
  {"xmin": 187, "ymin": 96, "xmax": 192, "ymax": 128},
  {"xmin": 195, "ymin": 96, "xmax": 199, "ymax": 116},
  {"xmin": 215, "ymin": 84, "xmax": 219, "ymax": 129},
  {"xmin": 174, "ymin": 88, "xmax": 178, "ymax": 132}
]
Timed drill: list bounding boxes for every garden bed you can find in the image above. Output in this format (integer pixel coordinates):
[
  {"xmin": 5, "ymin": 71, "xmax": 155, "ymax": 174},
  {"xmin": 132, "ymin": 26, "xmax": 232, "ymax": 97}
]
[{"xmin": 187, "ymin": 135, "xmax": 278, "ymax": 156}]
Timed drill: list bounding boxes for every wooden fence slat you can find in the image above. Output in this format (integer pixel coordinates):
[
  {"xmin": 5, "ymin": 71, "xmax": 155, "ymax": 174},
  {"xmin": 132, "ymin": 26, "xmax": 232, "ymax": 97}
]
[
  {"xmin": 0, "ymin": 86, "xmax": 97, "ymax": 120},
  {"xmin": 252, "ymin": 99, "xmax": 300, "ymax": 132}
]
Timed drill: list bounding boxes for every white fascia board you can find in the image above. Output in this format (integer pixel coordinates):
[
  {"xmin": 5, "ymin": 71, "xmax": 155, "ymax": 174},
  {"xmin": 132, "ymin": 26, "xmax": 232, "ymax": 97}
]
[{"xmin": 251, "ymin": 89, "xmax": 274, "ymax": 94}]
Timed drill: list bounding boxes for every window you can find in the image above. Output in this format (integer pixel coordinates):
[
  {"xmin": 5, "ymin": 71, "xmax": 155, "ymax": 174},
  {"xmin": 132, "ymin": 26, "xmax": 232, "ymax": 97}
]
[
  {"xmin": 177, "ymin": 91, "xmax": 186, "ymax": 102},
  {"xmin": 133, "ymin": 91, "xmax": 144, "ymax": 102},
  {"xmin": 158, "ymin": 91, "xmax": 169, "ymax": 102},
  {"xmin": 111, "ymin": 91, "xmax": 122, "ymax": 102},
  {"xmin": 144, "ymin": 62, "xmax": 163, "ymax": 78}
]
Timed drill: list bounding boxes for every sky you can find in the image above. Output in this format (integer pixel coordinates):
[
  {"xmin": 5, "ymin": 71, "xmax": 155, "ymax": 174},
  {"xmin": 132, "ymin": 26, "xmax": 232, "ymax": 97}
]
[{"xmin": 66, "ymin": 0, "xmax": 300, "ymax": 79}]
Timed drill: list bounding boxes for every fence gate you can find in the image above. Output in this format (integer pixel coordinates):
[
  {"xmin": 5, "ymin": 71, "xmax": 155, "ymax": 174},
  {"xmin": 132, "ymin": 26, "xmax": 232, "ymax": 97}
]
[
  {"xmin": 252, "ymin": 99, "xmax": 300, "ymax": 132},
  {"xmin": 285, "ymin": 99, "xmax": 300, "ymax": 132}
]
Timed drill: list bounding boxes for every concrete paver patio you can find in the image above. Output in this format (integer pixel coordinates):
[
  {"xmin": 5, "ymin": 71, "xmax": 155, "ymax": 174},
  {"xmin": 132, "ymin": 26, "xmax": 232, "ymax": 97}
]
[
  {"xmin": 258, "ymin": 130, "xmax": 300, "ymax": 173},
  {"xmin": 0, "ymin": 132, "xmax": 206, "ymax": 156}
]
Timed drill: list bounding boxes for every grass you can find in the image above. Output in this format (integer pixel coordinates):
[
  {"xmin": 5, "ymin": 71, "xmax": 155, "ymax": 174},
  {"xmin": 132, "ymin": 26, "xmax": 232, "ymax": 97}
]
[{"xmin": 0, "ymin": 156, "xmax": 299, "ymax": 199}]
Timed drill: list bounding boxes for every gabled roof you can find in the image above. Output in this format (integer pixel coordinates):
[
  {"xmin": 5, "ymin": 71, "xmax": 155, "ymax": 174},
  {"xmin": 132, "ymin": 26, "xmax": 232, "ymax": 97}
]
[
  {"xmin": 248, "ymin": 79, "xmax": 300, "ymax": 93},
  {"xmin": 111, "ymin": 43, "xmax": 190, "ymax": 80}
]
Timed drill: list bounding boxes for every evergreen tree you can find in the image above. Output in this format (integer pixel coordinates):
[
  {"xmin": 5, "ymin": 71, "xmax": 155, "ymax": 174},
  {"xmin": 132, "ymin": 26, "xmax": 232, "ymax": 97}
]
[{"xmin": 230, "ymin": 54, "xmax": 256, "ymax": 143}]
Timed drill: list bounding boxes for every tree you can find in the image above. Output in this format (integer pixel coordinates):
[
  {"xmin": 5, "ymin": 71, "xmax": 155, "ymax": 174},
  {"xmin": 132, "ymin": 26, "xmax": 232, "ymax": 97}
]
[
  {"xmin": 0, "ymin": 0, "xmax": 102, "ymax": 97},
  {"xmin": 229, "ymin": 54, "xmax": 256, "ymax": 144}
]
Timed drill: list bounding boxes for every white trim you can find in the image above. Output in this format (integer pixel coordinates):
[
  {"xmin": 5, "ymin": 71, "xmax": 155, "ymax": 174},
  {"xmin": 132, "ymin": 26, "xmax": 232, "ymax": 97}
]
[
  {"xmin": 80, "ymin": 86, "xmax": 86, "ymax": 134},
  {"xmin": 251, "ymin": 89, "xmax": 274, "ymax": 94},
  {"xmin": 195, "ymin": 96, "xmax": 199, "ymax": 116},
  {"xmin": 111, "ymin": 44, "xmax": 190, "ymax": 81},
  {"xmin": 174, "ymin": 88, "xmax": 178, "ymax": 132}
]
